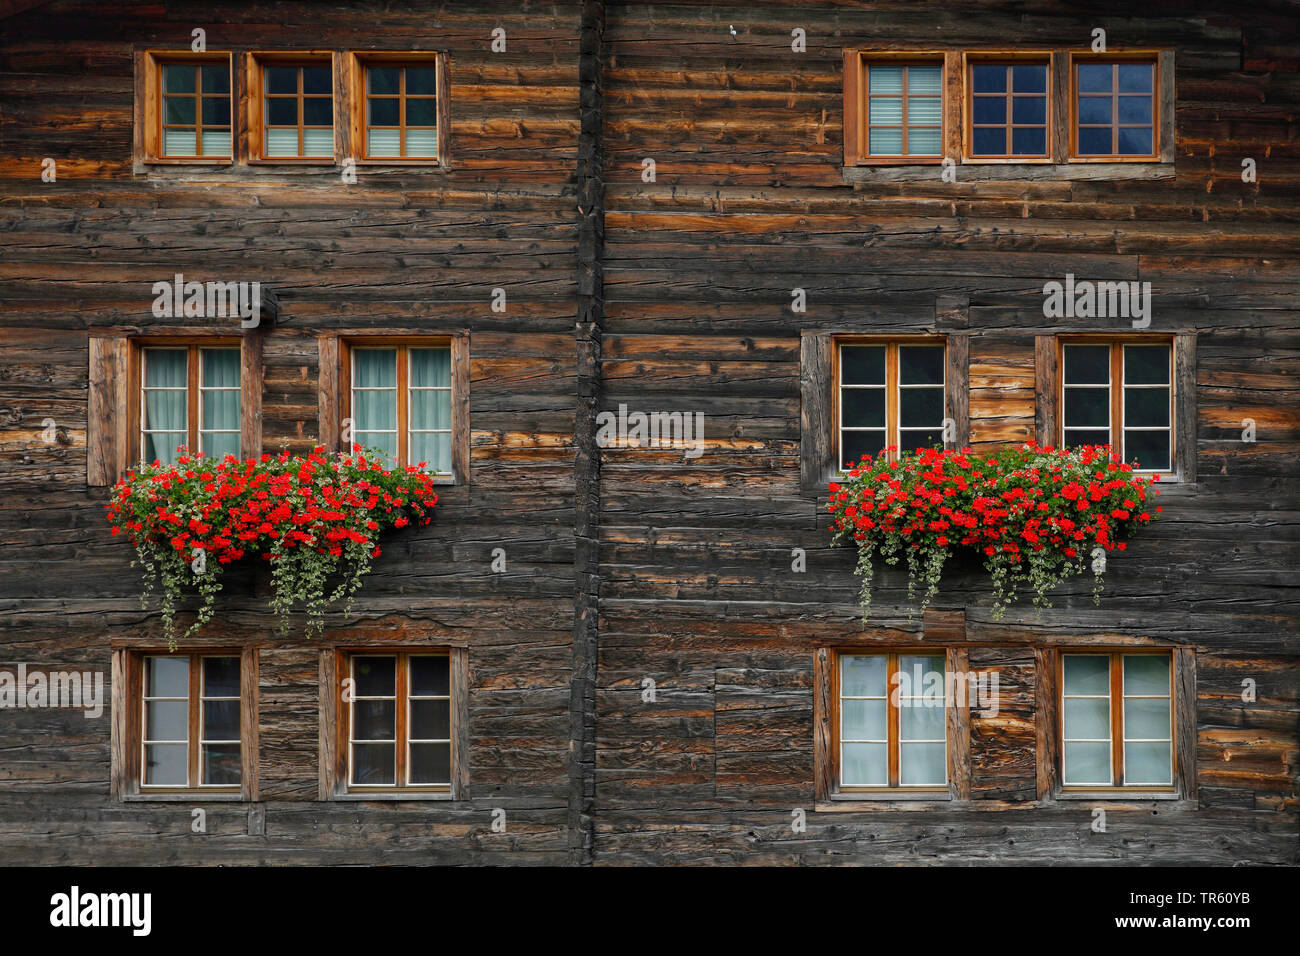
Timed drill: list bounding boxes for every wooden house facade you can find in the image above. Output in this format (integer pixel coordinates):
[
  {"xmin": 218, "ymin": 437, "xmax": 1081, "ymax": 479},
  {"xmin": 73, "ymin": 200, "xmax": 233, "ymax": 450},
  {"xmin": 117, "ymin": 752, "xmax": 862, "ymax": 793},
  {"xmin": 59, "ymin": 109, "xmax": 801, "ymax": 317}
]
[{"xmin": 0, "ymin": 0, "xmax": 1296, "ymax": 865}]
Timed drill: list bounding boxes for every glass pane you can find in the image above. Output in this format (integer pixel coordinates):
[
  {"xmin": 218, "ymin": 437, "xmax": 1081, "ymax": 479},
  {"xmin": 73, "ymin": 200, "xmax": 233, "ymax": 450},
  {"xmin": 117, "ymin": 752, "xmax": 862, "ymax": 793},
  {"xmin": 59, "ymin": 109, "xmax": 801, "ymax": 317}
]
[
  {"xmin": 841, "ymin": 655, "xmax": 886, "ymax": 697},
  {"xmin": 1124, "ymin": 741, "xmax": 1171, "ymax": 784},
  {"xmin": 867, "ymin": 65, "xmax": 903, "ymax": 95},
  {"xmin": 200, "ymin": 349, "xmax": 239, "ymax": 388},
  {"xmin": 353, "ymin": 389, "xmax": 397, "ymax": 432},
  {"xmin": 265, "ymin": 127, "xmax": 300, "ymax": 156},
  {"xmin": 146, "ymin": 656, "xmax": 189, "ymax": 697},
  {"xmin": 202, "ymin": 96, "xmax": 230, "ymax": 125},
  {"xmin": 869, "ymin": 91, "xmax": 904, "ymax": 122},
  {"xmin": 202, "ymin": 744, "xmax": 241, "ymax": 785},
  {"xmin": 907, "ymin": 127, "xmax": 941, "ymax": 155},
  {"xmin": 1011, "ymin": 127, "xmax": 1046, "ymax": 155},
  {"xmin": 353, "ymin": 656, "xmax": 395, "ymax": 697},
  {"xmin": 202, "ymin": 391, "xmax": 239, "ymax": 433},
  {"xmin": 899, "ymin": 742, "xmax": 946, "ymax": 785},
  {"xmin": 354, "ymin": 349, "xmax": 397, "ymax": 388},
  {"xmin": 1124, "ymin": 430, "xmax": 1170, "ymax": 471},
  {"xmin": 868, "ymin": 127, "xmax": 903, "ymax": 155},
  {"xmin": 1063, "ymin": 429, "xmax": 1108, "ymax": 450},
  {"xmin": 1118, "ymin": 96, "xmax": 1152, "ymax": 125},
  {"xmin": 351, "ymin": 743, "xmax": 395, "ymax": 785},
  {"xmin": 972, "ymin": 97, "xmax": 1005, "ymax": 125},
  {"xmin": 302, "ymin": 66, "xmax": 332, "ymax": 94},
  {"xmin": 841, "ymin": 430, "xmax": 885, "ymax": 468},
  {"xmin": 1012, "ymin": 64, "xmax": 1046, "ymax": 93},
  {"xmin": 1125, "ymin": 345, "xmax": 1170, "ymax": 384},
  {"xmin": 842, "ymin": 742, "xmax": 887, "ymax": 786},
  {"xmin": 406, "ymin": 98, "xmax": 436, "ymax": 126},
  {"xmin": 409, "ymin": 743, "xmax": 451, "ymax": 784},
  {"xmin": 409, "ymin": 348, "xmax": 451, "ymax": 387},
  {"xmin": 303, "ymin": 97, "xmax": 332, "ymax": 126},
  {"xmin": 144, "ymin": 349, "xmax": 187, "ymax": 388},
  {"xmin": 202, "ymin": 699, "xmax": 239, "ymax": 741},
  {"xmin": 1124, "ymin": 655, "xmax": 1170, "ymax": 696},
  {"xmin": 841, "ymin": 387, "xmax": 885, "ymax": 429},
  {"xmin": 972, "ymin": 127, "xmax": 1005, "ymax": 155},
  {"xmin": 163, "ymin": 64, "xmax": 195, "ymax": 94},
  {"xmin": 1063, "ymin": 387, "xmax": 1109, "ymax": 428},
  {"xmin": 144, "ymin": 744, "xmax": 188, "ymax": 786},
  {"xmin": 405, "ymin": 128, "xmax": 438, "ymax": 157},
  {"xmin": 899, "ymin": 346, "xmax": 944, "ymax": 385},
  {"xmin": 163, "ymin": 129, "xmax": 198, "ymax": 156},
  {"xmin": 898, "ymin": 656, "xmax": 945, "ymax": 699},
  {"xmin": 841, "ymin": 699, "xmax": 886, "ymax": 740},
  {"xmin": 971, "ymin": 64, "xmax": 1005, "ymax": 93},
  {"xmin": 203, "ymin": 657, "xmax": 240, "ymax": 697},
  {"xmin": 1063, "ymin": 742, "xmax": 1111, "ymax": 785},
  {"xmin": 1063, "ymin": 345, "xmax": 1109, "ymax": 384},
  {"xmin": 409, "ymin": 698, "xmax": 451, "ymax": 741},
  {"xmin": 1063, "ymin": 655, "xmax": 1109, "ymax": 695},
  {"xmin": 144, "ymin": 433, "xmax": 186, "ymax": 464},
  {"xmin": 201, "ymin": 432, "xmax": 239, "ymax": 460},
  {"xmin": 410, "ymin": 656, "xmax": 450, "ymax": 697},
  {"xmin": 267, "ymin": 97, "xmax": 298, "ymax": 126},
  {"xmin": 1077, "ymin": 63, "xmax": 1112, "ymax": 93},
  {"xmin": 201, "ymin": 65, "xmax": 229, "ymax": 93},
  {"xmin": 165, "ymin": 97, "xmax": 195, "ymax": 125},
  {"xmin": 303, "ymin": 128, "xmax": 334, "ymax": 156},
  {"xmin": 908, "ymin": 66, "xmax": 942, "ymax": 95},
  {"xmin": 265, "ymin": 66, "xmax": 297, "ymax": 94},
  {"xmin": 354, "ymin": 432, "xmax": 398, "ymax": 461},
  {"xmin": 410, "ymin": 390, "xmax": 451, "ymax": 431},
  {"xmin": 367, "ymin": 67, "xmax": 400, "ymax": 94},
  {"xmin": 367, "ymin": 97, "xmax": 400, "ymax": 126},
  {"xmin": 841, "ymin": 346, "xmax": 885, "ymax": 385},
  {"xmin": 1078, "ymin": 96, "xmax": 1112, "ymax": 125},
  {"xmin": 1077, "ymin": 127, "xmax": 1113, "ymax": 155},
  {"xmin": 1117, "ymin": 127, "xmax": 1153, "ymax": 155},
  {"xmin": 899, "ymin": 429, "xmax": 943, "ymax": 453},
  {"xmin": 907, "ymin": 96, "xmax": 941, "ymax": 124},
  {"xmin": 1118, "ymin": 63, "xmax": 1153, "ymax": 93},
  {"xmin": 200, "ymin": 130, "xmax": 231, "ymax": 157},
  {"xmin": 1011, "ymin": 95, "xmax": 1045, "ymax": 125},
  {"xmin": 1064, "ymin": 697, "xmax": 1110, "ymax": 739},
  {"xmin": 406, "ymin": 67, "xmax": 437, "ymax": 95},
  {"xmin": 899, "ymin": 701, "xmax": 945, "ymax": 741},
  {"xmin": 353, "ymin": 700, "xmax": 396, "ymax": 740},
  {"xmin": 1125, "ymin": 388, "xmax": 1169, "ymax": 428},
  {"xmin": 1124, "ymin": 697, "xmax": 1170, "ymax": 740},
  {"xmin": 145, "ymin": 700, "xmax": 188, "ymax": 741},
  {"xmin": 899, "ymin": 388, "xmax": 943, "ymax": 428},
  {"xmin": 367, "ymin": 128, "xmax": 401, "ymax": 157},
  {"xmin": 144, "ymin": 391, "xmax": 187, "ymax": 436},
  {"xmin": 410, "ymin": 432, "xmax": 451, "ymax": 473}
]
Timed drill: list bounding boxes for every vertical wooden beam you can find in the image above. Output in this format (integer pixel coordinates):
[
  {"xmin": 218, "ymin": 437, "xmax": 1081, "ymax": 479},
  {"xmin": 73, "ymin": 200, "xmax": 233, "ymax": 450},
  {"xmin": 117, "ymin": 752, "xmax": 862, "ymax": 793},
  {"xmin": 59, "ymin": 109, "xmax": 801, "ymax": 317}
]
[
  {"xmin": 110, "ymin": 648, "xmax": 129, "ymax": 800},
  {"xmin": 232, "ymin": 51, "xmax": 249, "ymax": 164},
  {"xmin": 1174, "ymin": 332, "xmax": 1197, "ymax": 482},
  {"xmin": 451, "ymin": 333, "xmax": 470, "ymax": 484},
  {"xmin": 1175, "ymin": 646, "xmax": 1197, "ymax": 801},
  {"xmin": 436, "ymin": 51, "xmax": 452, "ymax": 169},
  {"xmin": 841, "ymin": 49, "xmax": 859, "ymax": 166},
  {"xmin": 87, "ymin": 335, "xmax": 128, "ymax": 486},
  {"xmin": 800, "ymin": 331, "xmax": 833, "ymax": 494},
  {"xmin": 317, "ymin": 334, "xmax": 339, "ymax": 452},
  {"xmin": 1034, "ymin": 647, "xmax": 1060, "ymax": 800},
  {"xmin": 813, "ymin": 647, "xmax": 833, "ymax": 802},
  {"xmin": 1158, "ymin": 51, "xmax": 1176, "ymax": 164},
  {"xmin": 947, "ymin": 647, "xmax": 971, "ymax": 800},
  {"xmin": 317, "ymin": 648, "xmax": 337, "ymax": 800},
  {"xmin": 945, "ymin": 331, "xmax": 970, "ymax": 450},
  {"xmin": 1034, "ymin": 334, "xmax": 1059, "ymax": 448},
  {"xmin": 943, "ymin": 50, "xmax": 962, "ymax": 163},
  {"xmin": 451, "ymin": 646, "xmax": 470, "ymax": 800},
  {"xmin": 1051, "ymin": 51, "xmax": 1069, "ymax": 163},
  {"xmin": 240, "ymin": 332, "xmax": 263, "ymax": 459},
  {"xmin": 240, "ymin": 646, "xmax": 260, "ymax": 802},
  {"xmin": 333, "ymin": 50, "xmax": 351, "ymax": 164}
]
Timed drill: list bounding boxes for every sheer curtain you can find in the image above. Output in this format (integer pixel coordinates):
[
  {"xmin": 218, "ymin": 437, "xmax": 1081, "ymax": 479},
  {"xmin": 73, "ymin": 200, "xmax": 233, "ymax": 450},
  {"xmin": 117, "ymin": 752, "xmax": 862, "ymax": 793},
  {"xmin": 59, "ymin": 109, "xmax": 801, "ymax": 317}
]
[
  {"xmin": 408, "ymin": 348, "xmax": 451, "ymax": 474},
  {"xmin": 352, "ymin": 349, "xmax": 398, "ymax": 464},
  {"xmin": 200, "ymin": 348, "xmax": 241, "ymax": 460},
  {"xmin": 142, "ymin": 349, "xmax": 187, "ymax": 464}
]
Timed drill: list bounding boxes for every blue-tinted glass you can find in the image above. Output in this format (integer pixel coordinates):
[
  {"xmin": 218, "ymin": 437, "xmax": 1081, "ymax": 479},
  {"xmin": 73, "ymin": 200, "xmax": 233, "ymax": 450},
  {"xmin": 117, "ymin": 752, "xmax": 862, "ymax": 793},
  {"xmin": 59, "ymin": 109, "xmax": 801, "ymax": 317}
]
[
  {"xmin": 1012, "ymin": 64, "xmax": 1046, "ymax": 93},
  {"xmin": 972, "ymin": 127, "xmax": 1005, "ymax": 155},
  {"xmin": 971, "ymin": 64, "xmax": 1006, "ymax": 93},
  {"xmin": 1118, "ymin": 96, "xmax": 1152, "ymax": 125},
  {"xmin": 1078, "ymin": 97, "xmax": 1112, "ymax": 125},
  {"xmin": 972, "ymin": 97, "xmax": 1006, "ymax": 125},
  {"xmin": 1012, "ymin": 127, "xmax": 1046, "ymax": 155},
  {"xmin": 1012, "ymin": 95, "xmax": 1045, "ymax": 125},
  {"xmin": 1078, "ymin": 63, "xmax": 1112, "ymax": 93},
  {"xmin": 1078, "ymin": 127, "xmax": 1113, "ymax": 155},
  {"xmin": 265, "ymin": 66, "xmax": 296, "ymax": 94},
  {"xmin": 1118, "ymin": 63, "xmax": 1153, "ymax": 93},
  {"xmin": 1118, "ymin": 127, "xmax": 1153, "ymax": 155}
]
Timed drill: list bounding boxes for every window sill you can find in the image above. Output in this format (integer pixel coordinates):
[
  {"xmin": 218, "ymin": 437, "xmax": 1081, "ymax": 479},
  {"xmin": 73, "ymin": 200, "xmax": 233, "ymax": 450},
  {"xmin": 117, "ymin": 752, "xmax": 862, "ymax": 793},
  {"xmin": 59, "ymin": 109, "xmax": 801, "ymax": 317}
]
[
  {"xmin": 122, "ymin": 792, "xmax": 248, "ymax": 803},
  {"xmin": 843, "ymin": 162, "xmax": 1173, "ymax": 184},
  {"xmin": 819, "ymin": 790, "xmax": 954, "ymax": 810},
  {"xmin": 330, "ymin": 791, "xmax": 457, "ymax": 802},
  {"xmin": 1053, "ymin": 790, "xmax": 1186, "ymax": 803}
]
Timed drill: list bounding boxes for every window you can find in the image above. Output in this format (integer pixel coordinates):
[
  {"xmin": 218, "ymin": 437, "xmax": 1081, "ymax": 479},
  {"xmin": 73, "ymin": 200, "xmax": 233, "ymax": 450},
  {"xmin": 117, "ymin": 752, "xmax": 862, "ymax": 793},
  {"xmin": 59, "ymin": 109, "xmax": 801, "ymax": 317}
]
[
  {"xmin": 1061, "ymin": 652, "xmax": 1173, "ymax": 789},
  {"xmin": 139, "ymin": 51, "xmax": 234, "ymax": 162},
  {"xmin": 965, "ymin": 58, "xmax": 1050, "ymax": 159},
  {"xmin": 1060, "ymin": 339, "xmax": 1172, "ymax": 473},
  {"xmin": 346, "ymin": 343, "xmax": 452, "ymax": 473},
  {"xmin": 137, "ymin": 344, "xmax": 241, "ymax": 466},
  {"xmin": 343, "ymin": 651, "xmax": 452, "ymax": 791},
  {"xmin": 1071, "ymin": 55, "xmax": 1159, "ymax": 159},
  {"xmin": 350, "ymin": 54, "xmax": 445, "ymax": 163},
  {"xmin": 248, "ymin": 54, "xmax": 334, "ymax": 161},
  {"xmin": 836, "ymin": 339, "xmax": 946, "ymax": 468},
  {"xmin": 835, "ymin": 653, "xmax": 948, "ymax": 791},
  {"xmin": 858, "ymin": 57, "xmax": 944, "ymax": 161}
]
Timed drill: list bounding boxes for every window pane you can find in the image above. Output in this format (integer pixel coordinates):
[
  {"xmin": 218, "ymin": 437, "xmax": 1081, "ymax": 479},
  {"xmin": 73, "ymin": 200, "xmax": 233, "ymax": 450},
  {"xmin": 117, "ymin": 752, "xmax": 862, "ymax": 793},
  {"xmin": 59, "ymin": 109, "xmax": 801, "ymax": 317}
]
[
  {"xmin": 353, "ymin": 656, "xmax": 395, "ymax": 697},
  {"xmin": 355, "ymin": 432, "xmax": 398, "ymax": 461},
  {"xmin": 1063, "ymin": 655, "xmax": 1109, "ymax": 695},
  {"xmin": 265, "ymin": 66, "xmax": 296, "ymax": 94},
  {"xmin": 971, "ymin": 65, "xmax": 1005, "ymax": 93},
  {"xmin": 144, "ymin": 744, "xmax": 188, "ymax": 786},
  {"xmin": 267, "ymin": 97, "xmax": 297, "ymax": 126},
  {"xmin": 303, "ymin": 66, "xmax": 332, "ymax": 94},
  {"xmin": 1124, "ymin": 741, "xmax": 1171, "ymax": 784},
  {"xmin": 202, "ymin": 432, "xmax": 239, "ymax": 460},
  {"xmin": 1064, "ymin": 697, "xmax": 1109, "ymax": 739},
  {"xmin": 1124, "ymin": 429, "xmax": 1170, "ymax": 471},
  {"xmin": 841, "ymin": 346, "xmax": 885, "ymax": 385},
  {"xmin": 303, "ymin": 97, "xmax": 332, "ymax": 126},
  {"xmin": 1063, "ymin": 742, "xmax": 1111, "ymax": 785},
  {"xmin": 867, "ymin": 65, "xmax": 903, "ymax": 95},
  {"xmin": 907, "ymin": 128, "xmax": 941, "ymax": 155},
  {"xmin": 1063, "ymin": 387, "xmax": 1109, "ymax": 428},
  {"xmin": 146, "ymin": 700, "xmax": 188, "ymax": 741},
  {"xmin": 146, "ymin": 656, "xmax": 189, "ymax": 697},
  {"xmin": 144, "ymin": 432, "xmax": 186, "ymax": 464},
  {"xmin": 303, "ymin": 128, "xmax": 334, "ymax": 155},
  {"xmin": 411, "ymin": 656, "xmax": 450, "ymax": 697},
  {"xmin": 410, "ymin": 432, "xmax": 451, "ymax": 473},
  {"xmin": 899, "ymin": 429, "xmax": 943, "ymax": 453},
  {"xmin": 868, "ymin": 96, "xmax": 902, "ymax": 125},
  {"xmin": 165, "ymin": 97, "xmax": 195, "ymax": 125},
  {"xmin": 409, "ymin": 389, "xmax": 451, "ymax": 431},
  {"xmin": 354, "ymin": 349, "xmax": 397, "ymax": 388},
  {"xmin": 1078, "ymin": 96, "xmax": 1112, "ymax": 126},
  {"xmin": 841, "ymin": 699, "xmax": 886, "ymax": 740},
  {"xmin": 1077, "ymin": 64, "xmax": 1112, "ymax": 93},
  {"xmin": 1063, "ymin": 345, "xmax": 1109, "ymax": 384},
  {"xmin": 1012, "ymin": 95, "xmax": 1045, "ymax": 125},
  {"xmin": 908, "ymin": 66, "xmax": 941, "ymax": 95},
  {"xmin": 351, "ymin": 743, "xmax": 395, "ymax": 785},
  {"xmin": 972, "ymin": 97, "xmax": 1006, "ymax": 125},
  {"xmin": 406, "ymin": 98, "xmax": 436, "ymax": 126},
  {"xmin": 353, "ymin": 700, "xmax": 396, "ymax": 740},
  {"xmin": 1118, "ymin": 96, "xmax": 1152, "ymax": 125},
  {"xmin": 200, "ymin": 130, "xmax": 231, "ymax": 157},
  {"xmin": 367, "ymin": 128, "xmax": 401, "ymax": 156},
  {"xmin": 1125, "ymin": 345, "xmax": 1170, "ymax": 384},
  {"xmin": 163, "ymin": 129, "xmax": 198, "ymax": 156},
  {"xmin": 354, "ymin": 390, "xmax": 396, "ymax": 431},
  {"xmin": 841, "ymin": 655, "xmax": 886, "ymax": 697},
  {"xmin": 1012, "ymin": 64, "xmax": 1047, "ymax": 93},
  {"xmin": 203, "ymin": 657, "xmax": 239, "ymax": 697},
  {"xmin": 1124, "ymin": 388, "xmax": 1169, "ymax": 428},
  {"xmin": 202, "ymin": 744, "xmax": 241, "ymax": 786},
  {"xmin": 1124, "ymin": 697, "xmax": 1170, "ymax": 740},
  {"xmin": 201, "ymin": 65, "xmax": 229, "ymax": 94},
  {"xmin": 1011, "ymin": 127, "xmax": 1046, "ymax": 155},
  {"xmin": 406, "ymin": 67, "xmax": 437, "ymax": 95},
  {"xmin": 409, "ymin": 743, "xmax": 451, "ymax": 784},
  {"xmin": 899, "ymin": 346, "xmax": 944, "ymax": 385},
  {"xmin": 409, "ymin": 699, "xmax": 450, "ymax": 741},
  {"xmin": 368, "ymin": 97, "xmax": 400, "ymax": 126},
  {"xmin": 868, "ymin": 127, "xmax": 903, "ymax": 155},
  {"xmin": 1124, "ymin": 655, "xmax": 1170, "ymax": 696},
  {"xmin": 907, "ymin": 96, "xmax": 941, "ymax": 125},
  {"xmin": 367, "ymin": 67, "xmax": 400, "ymax": 94},
  {"xmin": 202, "ymin": 96, "xmax": 230, "ymax": 125},
  {"xmin": 405, "ymin": 128, "xmax": 438, "ymax": 157},
  {"xmin": 144, "ymin": 349, "xmax": 187, "ymax": 388},
  {"xmin": 972, "ymin": 127, "xmax": 1005, "ymax": 155},
  {"xmin": 842, "ymin": 742, "xmax": 887, "ymax": 786},
  {"xmin": 200, "ymin": 349, "xmax": 239, "ymax": 387},
  {"xmin": 1077, "ymin": 127, "xmax": 1113, "ymax": 155},
  {"xmin": 1117, "ymin": 127, "xmax": 1153, "ymax": 155},
  {"xmin": 899, "ymin": 701, "xmax": 945, "ymax": 741},
  {"xmin": 265, "ymin": 127, "xmax": 300, "ymax": 156},
  {"xmin": 842, "ymin": 430, "xmax": 885, "ymax": 467},
  {"xmin": 202, "ymin": 699, "xmax": 239, "ymax": 741},
  {"xmin": 201, "ymin": 391, "xmax": 239, "ymax": 434},
  {"xmin": 163, "ymin": 64, "xmax": 195, "ymax": 94},
  {"xmin": 1063, "ymin": 429, "xmax": 1109, "ymax": 450},
  {"xmin": 1118, "ymin": 63, "xmax": 1154, "ymax": 93},
  {"xmin": 899, "ymin": 742, "xmax": 946, "ymax": 785},
  {"xmin": 899, "ymin": 387, "xmax": 943, "ymax": 428},
  {"xmin": 841, "ymin": 388, "xmax": 885, "ymax": 429},
  {"xmin": 409, "ymin": 348, "xmax": 451, "ymax": 387}
]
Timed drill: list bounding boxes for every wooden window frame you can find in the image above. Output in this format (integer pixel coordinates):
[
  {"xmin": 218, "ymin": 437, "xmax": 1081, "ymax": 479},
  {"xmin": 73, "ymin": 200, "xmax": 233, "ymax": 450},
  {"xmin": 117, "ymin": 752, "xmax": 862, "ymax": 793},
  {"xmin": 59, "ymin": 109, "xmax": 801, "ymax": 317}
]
[
  {"xmin": 1035, "ymin": 647, "xmax": 1194, "ymax": 801},
  {"xmin": 845, "ymin": 51, "xmax": 948, "ymax": 165},
  {"xmin": 961, "ymin": 51, "xmax": 1053, "ymax": 163},
  {"xmin": 126, "ymin": 335, "xmax": 263, "ymax": 466},
  {"xmin": 320, "ymin": 333, "xmax": 468, "ymax": 485},
  {"xmin": 1067, "ymin": 51, "xmax": 1162, "ymax": 162},
  {"xmin": 246, "ymin": 51, "xmax": 336, "ymax": 164},
  {"xmin": 111, "ymin": 646, "xmax": 258, "ymax": 801},
  {"xmin": 320, "ymin": 645, "xmax": 469, "ymax": 800},
  {"xmin": 348, "ymin": 51, "xmax": 450, "ymax": 166},
  {"xmin": 137, "ymin": 50, "xmax": 235, "ymax": 165}
]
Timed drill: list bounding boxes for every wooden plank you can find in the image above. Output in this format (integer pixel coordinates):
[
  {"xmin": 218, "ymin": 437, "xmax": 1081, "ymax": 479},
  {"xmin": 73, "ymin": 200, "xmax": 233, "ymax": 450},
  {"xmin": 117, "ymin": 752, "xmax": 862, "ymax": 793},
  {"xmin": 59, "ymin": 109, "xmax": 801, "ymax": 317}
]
[
  {"xmin": 452, "ymin": 646, "xmax": 470, "ymax": 800},
  {"xmin": 813, "ymin": 647, "xmax": 832, "ymax": 802},
  {"xmin": 317, "ymin": 648, "xmax": 337, "ymax": 801},
  {"xmin": 799, "ymin": 331, "xmax": 832, "ymax": 494},
  {"xmin": 1034, "ymin": 334, "xmax": 1058, "ymax": 448},
  {"xmin": 1175, "ymin": 331, "xmax": 1197, "ymax": 482},
  {"xmin": 240, "ymin": 646, "xmax": 260, "ymax": 801},
  {"xmin": 452, "ymin": 333, "xmax": 471, "ymax": 484},
  {"xmin": 946, "ymin": 331, "xmax": 970, "ymax": 449},
  {"xmin": 1051, "ymin": 51, "xmax": 1068, "ymax": 163},
  {"xmin": 437, "ymin": 51, "xmax": 452, "ymax": 169},
  {"xmin": 841, "ymin": 50, "xmax": 858, "ymax": 166},
  {"xmin": 317, "ymin": 333, "xmax": 339, "ymax": 453},
  {"xmin": 240, "ymin": 333, "xmax": 263, "ymax": 458},
  {"xmin": 1034, "ymin": 647, "xmax": 1059, "ymax": 801},
  {"xmin": 1175, "ymin": 646, "xmax": 1197, "ymax": 801},
  {"xmin": 947, "ymin": 647, "xmax": 971, "ymax": 800},
  {"xmin": 943, "ymin": 50, "xmax": 962, "ymax": 163},
  {"xmin": 87, "ymin": 335, "xmax": 127, "ymax": 486},
  {"xmin": 110, "ymin": 648, "xmax": 129, "ymax": 801},
  {"xmin": 1159, "ymin": 51, "xmax": 1176, "ymax": 164},
  {"xmin": 333, "ymin": 50, "xmax": 351, "ymax": 163}
]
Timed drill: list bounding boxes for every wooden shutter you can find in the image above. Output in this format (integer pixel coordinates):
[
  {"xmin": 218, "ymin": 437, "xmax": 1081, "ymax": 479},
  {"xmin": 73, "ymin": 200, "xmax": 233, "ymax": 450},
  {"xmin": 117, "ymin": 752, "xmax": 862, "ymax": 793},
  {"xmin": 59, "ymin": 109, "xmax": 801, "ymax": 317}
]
[
  {"xmin": 800, "ymin": 331, "xmax": 834, "ymax": 495},
  {"xmin": 842, "ymin": 50, "xmax": 861, "ymax": 166},
  {"xmin": 87, "ymin": 335, "xmax": 129, "ymax": 486}
]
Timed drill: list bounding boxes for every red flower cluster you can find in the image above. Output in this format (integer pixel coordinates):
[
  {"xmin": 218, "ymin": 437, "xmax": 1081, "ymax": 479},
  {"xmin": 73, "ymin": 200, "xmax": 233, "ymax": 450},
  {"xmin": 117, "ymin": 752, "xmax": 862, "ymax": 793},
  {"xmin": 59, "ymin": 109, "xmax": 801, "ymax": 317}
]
[{"xmin": 106, "ymin": 445, "xmax": 438, "ymax": 566}]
